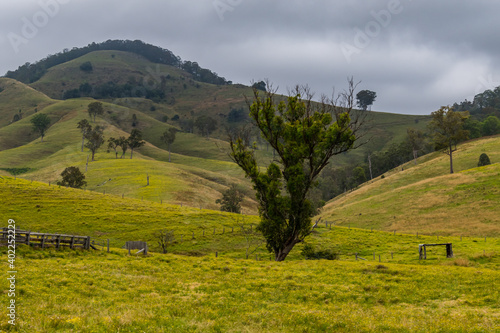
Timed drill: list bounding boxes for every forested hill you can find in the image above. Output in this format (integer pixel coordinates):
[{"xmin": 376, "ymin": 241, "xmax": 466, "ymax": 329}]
[{"xmin": 4, "ymin": 39, "xmax": 230, "ymax": 86}]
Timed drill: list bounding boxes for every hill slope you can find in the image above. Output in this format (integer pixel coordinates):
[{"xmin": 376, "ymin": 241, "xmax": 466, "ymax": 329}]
[{"xmin": 320, "ymin": 135, "xmax": 500, "ymax": 236}]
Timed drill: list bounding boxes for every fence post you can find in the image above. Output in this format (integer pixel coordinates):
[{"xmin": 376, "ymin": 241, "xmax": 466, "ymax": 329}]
[
  {"xmin": 378, "ymin": 255, "xmax": 381, "ymax": 262},
  {"xmin": 373, "ymin": 252, "xmax": 375, "ymax": 260},
  {"xmin": 192, "ymin": 232, "xmax": 194, "ymax": 240},
  {"xmin": 223, "ymin": 228, "xmax": 225, "ymax": 234},
  {"xmin": 355, "ymin": 253, "xmax": 358, "ymax": 260},
  {"xmin": 215, "ymin": 251, "xmax": 218, "ymax": 258}
]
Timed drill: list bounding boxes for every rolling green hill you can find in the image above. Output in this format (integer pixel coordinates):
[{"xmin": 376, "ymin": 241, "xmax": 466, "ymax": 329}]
[
  {"xmin": 0, "ymin": 46, "xmax": 432, "ymax": 211},
  {"xmin": 320, "ymin": 135, "xmax": 500, "ymax": 236}
]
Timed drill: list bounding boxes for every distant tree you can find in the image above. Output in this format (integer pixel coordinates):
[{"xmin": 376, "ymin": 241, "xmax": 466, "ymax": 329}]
[
  {"xmin": 227, "ymin": 108, "xmax": 248, "ymax": 123},
  {"xmin": 79, "ymin": 61, "xmax": 93, "ymax": 72},
  {"xmin": 252, "ymin": 81, "xmax": 266, "ymax": 92},
  {"xmin": 407, "ymin": 128, "xmax": 426, "ymax": 164},
  {"xmin": 116, "ymin": 136, "xmax": 129, "ymax": 158},
  {"xmin": 107, "ymin": 137, "xmax": 120, "ymax": 158},
  {"xmin": 30, "ymin": 113, "xmax": 51, "ymax": 142},
  {"xmin": 87, "ymin": 101, "xmax": 104, "ymax": 122},
  {"xmin": 481, "ymin": 115, "xmax": 500, "ymax": 136},
  {"xmin": 132, "ymin": 113, "xmax": 138, "ymax": 127},
  {"xmin": 160, "ymin": 128, "xmax": 177, "ymax": 162},
  {"xmin": 161, "ymin": 115, "xmax": 169, "ymax": 123},
  {"xmin": 154, "ymin": 229, "xmax": 175, "ymax": 254},
  {"xmin": 171, "ymin": 114, "xmax": 180, "ymax": 121},
  {"xmin": 478, "ymin": 153, "xmax": 491, "ymax": 167},
  {"xmin": 84, "ymin": 125, "xmax": 105, "ymax": 161},
  {"xmin": 428, "ymin": 106, "xmax": 469, "ymax": 174},
  {"xmin": 79, "ymin": 82, "xmax": 92, "ymax": 96},
  {"xmin": 216, "ymin": 184, "xmax": 244, "ymax": 214},
  {"xmin": 12, "ymin": 110, "xmax": 23, "ymax": 123},
  {"xmin": 63, "ymin": 89, "xmax": 81, "ymax": 99},
  {"xmin": 57, "ymin": 166, "xmax": 87, "ymax": 188},
  {"xmin": 127, "ymin": 129, "xmax": 145, "ymax": 159},
  {"xmin": 77, "ymin": 119, "xmax": 92, "ymax": 152},
  {"xmin": 195, "ymin": 115, "xmax": 217, "ymax": 137},
  {"xmin": 351, "ymin": 166, "xmax": 367, "ymax": 187},
  {"xmin": 464, "ymin": 118, "xmax": 482, "ymax": 139},
  {"xmin": 356, "ymin": 90, "xmax": 377, "ymax": 111}
]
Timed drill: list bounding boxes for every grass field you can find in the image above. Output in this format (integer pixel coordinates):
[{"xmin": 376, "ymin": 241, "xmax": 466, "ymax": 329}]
[{"xmin": 320, "ymin": 135, "xmax": 500, "ymax": 236}]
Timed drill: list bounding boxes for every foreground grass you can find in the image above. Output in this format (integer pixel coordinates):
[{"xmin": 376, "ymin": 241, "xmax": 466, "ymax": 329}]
[{"xmin": 1, "ymin": 246, "xmax": 498, "ymax": 332}]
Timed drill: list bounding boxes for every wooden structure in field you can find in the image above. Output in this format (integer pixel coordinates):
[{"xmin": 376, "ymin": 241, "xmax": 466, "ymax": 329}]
[
  {"xmin": 419, "ymin": 243, "xmax": 453, "ymax": 259},
  {"xmin": 1, "ymin": 228, "xmax": 91, "ymax": 250}
]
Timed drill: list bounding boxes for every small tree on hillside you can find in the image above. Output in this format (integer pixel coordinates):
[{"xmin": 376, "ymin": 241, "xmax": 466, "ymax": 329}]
[
  {"xmin": 407, "ymin": 128, "xmax": 426, "ymax": 164},
  {"xmin": 216, "ymin": 184, "xmax": 244, "ymax": 214},
  {"xmin": 195, "ymin": 115, "xmax": 217, "ymax": 138},
  {"xmin": 478, "ymin": 153, "xmax": 491, "ymax": 167},
  {"xmin": 84, "ymin": 125, "xmax": 105, "ymax": 161},
  {"xmin": 107, "ymin": 137, "xmax": 120, "ymax": 158},
  {"xmin": 57, "ymin": 166, "xmax": 87, "ymax": 188},
  {"xmin": 117, "ymin": 136, "xmax": 129, "ymax": 158},
  {"xmin": 160, "ymin": 128, "xmax": 177, "ymax": 162},
  {"xmin": 428, "ymin": 106, "xmax": 469, "ymax": 174},
  {"xmin": 77, "ymin": 119, "xmax": 92, "ymax": 152},
  {"xmin": 88, "ymin": 101, "xmax": 104, "ymax": 122},
  {"xmin": 127, "ymin": 129, "xmax": 145, "ymax": 159},
  {"xmin": 30, "ymin": 113, "xmax": 51, "ymax": 142},
  {"xmin": 154, "ymin": 229, "xmax": 175, "ymax": 254}
]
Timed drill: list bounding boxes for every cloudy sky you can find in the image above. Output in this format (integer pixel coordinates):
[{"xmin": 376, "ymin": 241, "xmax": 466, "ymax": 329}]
[{"xmin": 1, "ymin": 0, "xmax": 499, "ymax": 115}]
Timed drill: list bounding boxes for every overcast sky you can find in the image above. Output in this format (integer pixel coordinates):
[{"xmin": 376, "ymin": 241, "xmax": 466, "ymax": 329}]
[{"xmin": 1, "ymin": 0, "xmax": 499, "ymax": 115}]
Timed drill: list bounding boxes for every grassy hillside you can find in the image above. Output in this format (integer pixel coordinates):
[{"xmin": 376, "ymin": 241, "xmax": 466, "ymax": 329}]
[
  {"xmin": 2, "ymin": 246, "xmax": 499, "ymax": 332},
  {"xmin": 320, "ymin": 135, "xmax": 500, "ymax": 236}
]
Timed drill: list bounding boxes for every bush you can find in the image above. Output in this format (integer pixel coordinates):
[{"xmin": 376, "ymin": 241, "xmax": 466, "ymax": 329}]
[
  {"xmin": 301, "ymin": 244, "xmax": 338, "ymax": 260},
  {"xmin": 56, "ymin": 166, "xmax": 87, "ymax": 188},
  {"xmin": 478, "ymin": 153, "xmax": 491, "ymax": 167},
  {"xmin": 79, "ymin": 61, "xmax": 93, "ymax": 72}
]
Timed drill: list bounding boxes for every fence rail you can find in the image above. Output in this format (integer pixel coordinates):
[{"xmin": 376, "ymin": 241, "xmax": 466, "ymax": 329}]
[{"xmin": 1, "ymin": 228, "xmax": 91, "ymax": 250}]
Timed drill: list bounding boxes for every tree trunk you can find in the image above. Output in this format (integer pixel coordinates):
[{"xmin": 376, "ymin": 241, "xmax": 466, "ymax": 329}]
[
  {"xmin": 168, "ymin": 143, "xmax": 171, "ymax": 162},
  {"xmin": 81, "ymin": 136, "xmax": 85, "ymax": 152},
  {"xmin": 130, "ymin": 149, "xmax": 133, "ymax": 159},
  {"xmin": 449, "ymin": 142, "xmax": 454, "ymax": 174},
  {"xmin": 413, "ymin": 149, "xmax": 418, "ymax": 165},
  {"xmin": 368, "ymin": 154, "xmax": 373, "ymax": 180},
  {"xmin": 91, "ymin": 150, "xmax": 95, "ymax": 162},
  {"xmin": 274, "ymin": 240, "xmax": 300, "ymax": 261}
]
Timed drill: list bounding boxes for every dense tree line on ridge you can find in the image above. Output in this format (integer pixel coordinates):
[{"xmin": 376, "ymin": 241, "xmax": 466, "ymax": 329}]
[{"xmin": 5, "ymin": 39, "xmax": 230, "ymax": 86}]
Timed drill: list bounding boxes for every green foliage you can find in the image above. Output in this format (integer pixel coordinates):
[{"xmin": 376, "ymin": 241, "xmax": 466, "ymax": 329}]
[
  {"xmin": 230, "ymin": 83, "xmax": 363, "ymax": 261},
  {"xmin": 84, "ymin": 125, "xmax": 105, "ymax": 161},
  {"xmin": 160, "ymin": 128, "xmax": 177, "ymax": 162},
  {"xmin": 301, "ymin": 243, "xmax": 339, "ymax": 260},
  {"xmin": 478, "ymin": 153, "xmax": 491, "ymax": 167},
  {"xmin": 251, "ymin": 80, "xmax": 266, "ymax": 91},
  {"xmin": 195, "ymin": 115, "xmax": 217, "ymax": 137},
  {"xmin": 227, "ymin": 107, "xmax": 248, "ymax": 123},
  {"xmin": 429, "ymin": 106, "xmax": 469, "ymax": 173},
  {"xmin": 127, "ymin": 129, "xmax": 145, "ymax": 159},
  {"xmin": 79, "ymin": 61, "xmax": 93, "ymax": 72},
  {"xmin": 482, "ymin": 115, "xmax": 500, "ymax": 136},
  {"xmin": 87, "ymin": 101, "xmax": 103, "ymax": 122},
  {"xmin": 56, "ymin": 166, "xmax": 87, "ymax": 188},
  {"xmin": 216, "ymin": 184, "xmax": 244, "ymax": 214},
  {"xmin": 0, "ymin": 167, "xmax": 33, "ymax": 175},
  {"xmin": 30, "ymin": 113, "xmax": 51, "ymax": 142},
  {"xmin": 356, "ymin": 89, "xmax": 377, "ymax": 110}
]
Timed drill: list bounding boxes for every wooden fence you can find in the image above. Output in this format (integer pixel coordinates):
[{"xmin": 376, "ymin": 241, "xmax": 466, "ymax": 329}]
[{"xmin": 1, "ymin": 228, "xmax": 91, "ymax": 250}]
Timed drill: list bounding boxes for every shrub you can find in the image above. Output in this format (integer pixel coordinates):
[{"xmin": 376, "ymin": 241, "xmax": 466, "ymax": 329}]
[
  {"xmin": 301, "ymin": 244, "xmax": 338, "ymax": 260},
  {"xmin": 478, "ymin": 153, "xmax": 491, "ymax": 167},
  {"xmin": 56, "ymin": 166, "xmax": 87, "ymax": 188},
  {"xmin": 79, "ymin": 61, "xmax": 93, "ymax": 72}
]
